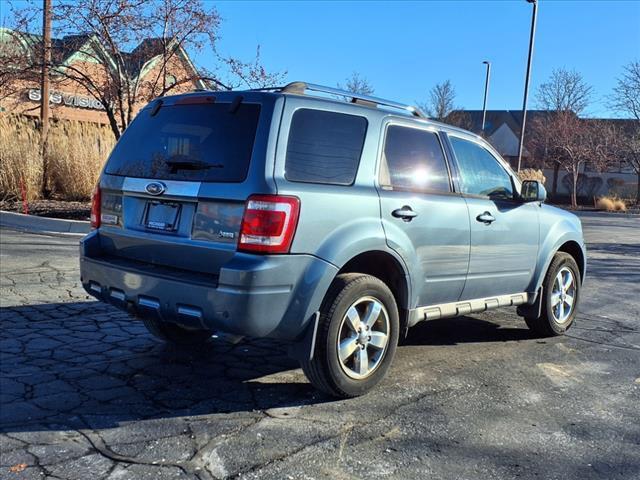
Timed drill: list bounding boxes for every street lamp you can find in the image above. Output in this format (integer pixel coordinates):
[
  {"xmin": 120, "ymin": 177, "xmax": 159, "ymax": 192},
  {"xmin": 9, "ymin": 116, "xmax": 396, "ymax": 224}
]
[
  {"xmin": 481, "ymin": 61, "xmax": 491, "ymax": 135},
  {"xmin": 516, "ymin": 0, "xmax": 538, "ymax": 172}
]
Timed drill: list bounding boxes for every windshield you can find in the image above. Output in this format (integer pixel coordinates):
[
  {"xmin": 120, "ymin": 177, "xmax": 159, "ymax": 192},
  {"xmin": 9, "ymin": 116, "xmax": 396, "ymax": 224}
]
[{"xmin": 105, "ymin": 102, "xmax": 261, "ymax": 182}]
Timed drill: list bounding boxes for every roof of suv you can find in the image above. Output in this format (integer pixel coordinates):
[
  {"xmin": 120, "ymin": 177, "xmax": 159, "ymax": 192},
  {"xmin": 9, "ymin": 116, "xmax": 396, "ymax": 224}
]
[
  {"xmin": 154, "ymin": 81, "xmax": 483, "ymax": 141},
  {"xmin": 254, "ymin": 81, "xmax": 481, "ymax": 138}
]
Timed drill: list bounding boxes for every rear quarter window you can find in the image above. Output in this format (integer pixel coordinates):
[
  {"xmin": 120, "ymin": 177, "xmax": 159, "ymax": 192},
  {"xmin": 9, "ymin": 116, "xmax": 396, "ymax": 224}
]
[{"xmin": 284, "ymin": 109, "xmax": 368, "ymax": 185}]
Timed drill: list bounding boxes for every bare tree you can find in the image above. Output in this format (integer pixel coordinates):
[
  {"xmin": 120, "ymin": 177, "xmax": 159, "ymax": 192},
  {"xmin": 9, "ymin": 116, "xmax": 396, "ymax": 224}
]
[
  {"xmin": 337, "ymin": 72, "xmax": 375, "ymax": 96},
  {"xmin": 533, "ymin": 68, "xmax": 593, "ymax": 194},
  {"xmin": 609, "ymin": 60, "xmax": 640, "ymax": 121},
  {"xmin": 3, "ymin": 0, "xmax": 284, "ymax": 139},
  {"xmin": 419, "ymin": 80, "xmax": 456, "ymax": 121},
  {"xmin": 220, "ymin": 46, "xmax": 286, "ymax": 90},
  {"xmin": 528, "ymin": 112, "xmax": 614, "ymax": 208},
  {"xmin": 535, "ymin": 68, "xmax": 592, "ymax": 114},
  {"xmin": 613, "ymin": 123, "xmax": 640, "ymax": 201},
  {"xmin": 0, "ymin": 26, "xmax": 41, "ymax": 104},
  {"xmin": 445, "ymin": 110, "xmax": 473, "ymax": 131},
  {"xmin": 608, "ymin": 61, "xmax": 640, "ymax": 200}
]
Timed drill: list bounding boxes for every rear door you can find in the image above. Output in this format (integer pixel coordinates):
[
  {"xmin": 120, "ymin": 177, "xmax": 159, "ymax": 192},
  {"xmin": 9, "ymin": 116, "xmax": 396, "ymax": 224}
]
[
  {"xmin": 96, "ymin": 93, "xmax": 279, "ymax": 276},
  {"xmin": 377, "ymin": 121, "xmax": 470, "ymax": 307},
  {"xmin": 445, "ymin": 133, "xmax": 539, "ymax": 300}
]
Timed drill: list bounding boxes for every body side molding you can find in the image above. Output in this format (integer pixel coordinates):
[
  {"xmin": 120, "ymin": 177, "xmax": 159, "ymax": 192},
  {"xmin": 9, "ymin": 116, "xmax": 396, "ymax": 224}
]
[{"xmin": 408, "ymin": 292, "xmax": 530, "ymax": 326}]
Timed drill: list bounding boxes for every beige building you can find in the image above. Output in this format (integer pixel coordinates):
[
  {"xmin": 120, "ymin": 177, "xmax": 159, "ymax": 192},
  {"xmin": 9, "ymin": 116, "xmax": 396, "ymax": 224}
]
[{"xmin": 451, "ymin": 110, "xmax": 638, "ymax": 199}]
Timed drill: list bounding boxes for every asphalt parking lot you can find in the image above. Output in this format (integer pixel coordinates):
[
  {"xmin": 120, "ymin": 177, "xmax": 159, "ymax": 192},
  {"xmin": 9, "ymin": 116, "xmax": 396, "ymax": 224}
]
[{"xmin": 1, "ymin": 212, "xmax": 639, "ymax": 480}]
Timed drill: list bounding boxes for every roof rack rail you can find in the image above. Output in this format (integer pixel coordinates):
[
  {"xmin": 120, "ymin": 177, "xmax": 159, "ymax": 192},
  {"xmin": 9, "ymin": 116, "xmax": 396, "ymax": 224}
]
[{"xmin": 254, "ymin": 81, "xmax": 427, "ymax": 118}]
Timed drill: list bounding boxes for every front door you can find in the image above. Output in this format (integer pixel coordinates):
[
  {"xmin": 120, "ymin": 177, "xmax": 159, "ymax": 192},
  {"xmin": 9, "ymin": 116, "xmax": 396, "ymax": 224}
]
[
  {"xmin": 377, "ymin": 122, "xmax": 470, "ymax": 307},
  {"xmin": 446, "ymin": 134, "xmax": 539, "ymax": 300}
]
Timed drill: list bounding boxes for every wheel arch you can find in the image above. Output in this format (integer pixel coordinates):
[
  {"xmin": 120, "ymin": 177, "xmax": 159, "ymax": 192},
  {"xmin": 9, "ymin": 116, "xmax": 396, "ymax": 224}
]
[
  {"xmin": 336, "ymin": 250, "xmax": 411, "ymax": 333},
  {"xmin": 557, "ymin": 240, "xmax": 586, "ymax": 283},
  {"xmin": 531, "ymin": 235, "xmax": 587, "ymax": 293}
]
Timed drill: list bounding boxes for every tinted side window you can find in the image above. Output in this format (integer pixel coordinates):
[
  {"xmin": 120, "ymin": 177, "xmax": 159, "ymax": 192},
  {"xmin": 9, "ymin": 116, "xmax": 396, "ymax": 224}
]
[
  {"xmin": 285, "ymin": 109, "xmax": 367, "ymax": 185},
  {"xmin": 380, "ymin": 126, "xmax": 450, "ymax": 193},
  {"xmin": 449, "ymin": 137, "xmax": 514, "ymax": 200}
]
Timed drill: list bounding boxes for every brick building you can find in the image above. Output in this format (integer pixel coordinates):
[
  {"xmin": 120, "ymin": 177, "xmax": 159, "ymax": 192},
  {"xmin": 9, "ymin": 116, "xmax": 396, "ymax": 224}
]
[{"xmin": 0, "ymin": 27, "xmax": 206, "ymax": 125}]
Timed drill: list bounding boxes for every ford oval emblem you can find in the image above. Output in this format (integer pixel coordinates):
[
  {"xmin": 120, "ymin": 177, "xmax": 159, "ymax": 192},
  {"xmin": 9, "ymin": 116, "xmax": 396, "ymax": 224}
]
[{"xmin": 145, "ymin": 182, "xmax": 166, "ymax": 196}]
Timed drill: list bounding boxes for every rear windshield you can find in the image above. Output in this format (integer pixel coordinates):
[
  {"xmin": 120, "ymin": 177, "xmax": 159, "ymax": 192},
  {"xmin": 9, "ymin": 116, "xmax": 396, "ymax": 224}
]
[{"xmin": 105, "ymin": 102, "xmax": 261, "ymax": 182}]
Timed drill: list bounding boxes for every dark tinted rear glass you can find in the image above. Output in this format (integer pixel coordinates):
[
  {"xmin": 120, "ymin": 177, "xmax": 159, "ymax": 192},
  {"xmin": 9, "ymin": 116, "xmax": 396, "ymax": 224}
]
[
  {"xmin": 105, "ymin": 103, "xmax": 261, "ymax": 182},
  {"xmin": 285, "ymin": 109, "xmax": 367, "ymax": 185}
]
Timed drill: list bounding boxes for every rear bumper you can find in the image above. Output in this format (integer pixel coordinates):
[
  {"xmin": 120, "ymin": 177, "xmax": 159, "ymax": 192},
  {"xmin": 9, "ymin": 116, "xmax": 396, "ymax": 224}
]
[{"xmin": 79, "ymin": 231, "xmax": 338, "ymax": 340}]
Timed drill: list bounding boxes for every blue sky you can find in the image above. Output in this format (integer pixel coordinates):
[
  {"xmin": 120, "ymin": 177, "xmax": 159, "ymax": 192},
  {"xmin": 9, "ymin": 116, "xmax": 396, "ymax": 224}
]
[
  {"xmin": 3, "ymin": 1, "xmax": 639, "ymax": 117},
  {"xmin": 207, "ymin": 0, "xmax": 640, "ymax": 118}
]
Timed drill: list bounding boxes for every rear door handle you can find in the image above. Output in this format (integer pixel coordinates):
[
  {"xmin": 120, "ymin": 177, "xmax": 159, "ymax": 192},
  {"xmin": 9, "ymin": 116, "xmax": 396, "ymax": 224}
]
[
  {"xmin": 392, "ymin": 206, "xmax": 418, "ymax": 222},
  {"xmin": 476, "ymin": 211, "xmax": 496, "ymax": 225}
]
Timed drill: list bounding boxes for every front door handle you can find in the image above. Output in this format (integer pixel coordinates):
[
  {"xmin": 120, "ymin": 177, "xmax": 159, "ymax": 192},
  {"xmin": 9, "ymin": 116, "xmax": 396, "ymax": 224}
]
[
  {"xmin": 476, "ymin": 211, "xmax": 496, "ymax": 225},
  {"xmin": 392, "ymin": 206, "xmax": 418, "ymax": 222}
]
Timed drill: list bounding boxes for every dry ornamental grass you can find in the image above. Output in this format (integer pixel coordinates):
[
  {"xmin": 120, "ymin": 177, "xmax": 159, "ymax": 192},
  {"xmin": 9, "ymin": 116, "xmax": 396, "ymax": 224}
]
[
  {"xmin": 517, "ymin": 168, "xmax": 547, "ymax": 185},
  {"xmin": 596, "ymin": 197, "xmax": 615, "ymax": 211},
  {"xmin": 596, "ymin": 196, "xmax": 627, "ymax": 212},
  {"xmin": 0, "ymin": 114, "xmax": 114, "ymax": 201},
  {"xmin": 613, "ymin": 199, "xmax": 627, "ymax": 212},
  {"xmin": 0, "ymin": 115, "xmax": 42, "ymax": 201}
]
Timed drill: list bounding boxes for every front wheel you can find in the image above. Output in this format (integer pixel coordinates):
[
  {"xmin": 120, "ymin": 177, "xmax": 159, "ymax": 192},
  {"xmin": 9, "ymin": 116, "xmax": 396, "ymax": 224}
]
[
  {"xmin": 525, "ymin": 252, "xmax": 581, "ymax": 336},
  {"xmin": 301, "ymin": 273, "xmax": 399, "ymax": 398}
]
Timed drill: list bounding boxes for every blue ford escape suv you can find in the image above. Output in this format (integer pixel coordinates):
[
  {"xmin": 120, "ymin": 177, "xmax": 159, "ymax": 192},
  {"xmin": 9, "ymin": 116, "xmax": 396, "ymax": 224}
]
[{"xmin": 80, "ymin": 82, "xmax": 586, "ymax": 398}]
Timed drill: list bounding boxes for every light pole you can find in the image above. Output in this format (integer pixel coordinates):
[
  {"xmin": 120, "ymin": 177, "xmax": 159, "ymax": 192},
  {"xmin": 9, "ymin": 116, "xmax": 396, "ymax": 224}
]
[
  {"xmin": 481, "ymin": 61, "xmax": 491, "ymax": 135},
  {"xmin": 516, "ymin": 0, "xmax": 538, "ymax": 172}
]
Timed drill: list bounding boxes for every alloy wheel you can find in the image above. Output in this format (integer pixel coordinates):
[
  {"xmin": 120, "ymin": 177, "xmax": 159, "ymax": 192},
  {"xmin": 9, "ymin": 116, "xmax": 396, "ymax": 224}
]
[
  {"xmin": 551, "ymin": 267, "xmax": 576, "ymax": 324},
  {"xmin": 337, "ymin": 296, "xmax": 390, "ymax": 380}
]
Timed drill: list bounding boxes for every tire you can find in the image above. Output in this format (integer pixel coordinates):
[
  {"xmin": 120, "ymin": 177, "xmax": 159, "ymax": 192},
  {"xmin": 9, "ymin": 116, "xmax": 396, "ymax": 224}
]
[
  {"xmin": 301, "ymin": 273, "xmax": 399, "ymax": 398},
  {"xmin": 525, "ymin": 252, "xmax": 581, "ymax": 337},
  {"xmin": 141, "ymin": 316, "xmax": 214, "ymax": 345}
]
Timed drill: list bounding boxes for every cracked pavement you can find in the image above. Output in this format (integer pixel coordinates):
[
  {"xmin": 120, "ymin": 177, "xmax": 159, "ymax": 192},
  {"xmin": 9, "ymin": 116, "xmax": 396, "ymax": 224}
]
[{"xmin": 1, "ymin": 213, "xmax": 639, "ymax": 479}]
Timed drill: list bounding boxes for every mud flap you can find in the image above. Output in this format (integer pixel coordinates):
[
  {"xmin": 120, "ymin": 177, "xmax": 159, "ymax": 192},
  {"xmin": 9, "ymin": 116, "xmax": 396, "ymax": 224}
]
[
  {"xmin": 517, "ymin": 286, "xmax": 543, "ymax": 319},
  {"xmin": 287, "ymin": 312, "xmax": 320, "ymax": 362}
]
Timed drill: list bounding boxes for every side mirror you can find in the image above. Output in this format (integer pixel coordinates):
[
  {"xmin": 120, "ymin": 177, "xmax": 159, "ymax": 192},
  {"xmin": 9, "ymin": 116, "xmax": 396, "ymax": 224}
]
[{"xmin": 520, "ymin": 180, "xmax": 547, "ymax": 203}]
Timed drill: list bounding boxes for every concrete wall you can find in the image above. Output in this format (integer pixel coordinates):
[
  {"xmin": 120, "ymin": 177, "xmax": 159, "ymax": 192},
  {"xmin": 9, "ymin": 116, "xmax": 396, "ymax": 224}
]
[{"xmin": 542, "ymin": 168, "xmax": 638, "ymax": 199}]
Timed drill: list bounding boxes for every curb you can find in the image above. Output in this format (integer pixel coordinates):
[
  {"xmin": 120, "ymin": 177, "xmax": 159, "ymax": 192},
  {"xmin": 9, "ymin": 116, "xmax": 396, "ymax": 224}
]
[
  {"xmin": 0, "ymin": 210, "xmax": 90, "ymax": 235},
  {"xmin": 573, "ymin": 210, "xmax": 640, "ymax": 218}
]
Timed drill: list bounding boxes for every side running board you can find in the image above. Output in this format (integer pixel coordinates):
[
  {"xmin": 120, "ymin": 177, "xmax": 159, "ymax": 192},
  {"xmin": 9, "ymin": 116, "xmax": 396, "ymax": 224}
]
[{"xmin": 409, "ymin": 292, "xmax": 529, "ymax": 326}]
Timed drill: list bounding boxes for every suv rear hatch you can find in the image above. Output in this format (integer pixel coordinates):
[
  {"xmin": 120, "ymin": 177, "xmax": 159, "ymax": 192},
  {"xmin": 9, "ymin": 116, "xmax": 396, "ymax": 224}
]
[{"xmin": 93, "ymin": 92, "xmax": 279, "ymax": 277}]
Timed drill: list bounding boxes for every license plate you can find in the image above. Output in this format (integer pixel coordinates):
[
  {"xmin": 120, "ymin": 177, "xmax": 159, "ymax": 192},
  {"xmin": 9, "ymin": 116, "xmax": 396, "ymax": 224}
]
[{"xmin": 144, "ymin": 201, "xmax": 181, "ymax": 231}]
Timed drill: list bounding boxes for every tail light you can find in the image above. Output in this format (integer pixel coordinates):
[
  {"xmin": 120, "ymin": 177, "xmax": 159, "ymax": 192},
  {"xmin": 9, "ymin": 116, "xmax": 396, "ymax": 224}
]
[
  {"xmin": 90, "ymin": 184, "xmax": 101, "ymax": 229},
  {"xmin": 238, "ymin": 194, "xmax": 300, "ymax": 253}
]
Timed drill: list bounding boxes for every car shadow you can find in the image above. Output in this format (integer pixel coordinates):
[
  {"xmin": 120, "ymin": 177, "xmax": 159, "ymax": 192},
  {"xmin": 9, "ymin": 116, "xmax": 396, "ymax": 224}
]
[
  {"xmin": 403, "ymin": 315, "xmax": 535, "ymax": 346},
  {"xmin": 1, "ymin": 301, "xmax": 532, "ymax": 434}
]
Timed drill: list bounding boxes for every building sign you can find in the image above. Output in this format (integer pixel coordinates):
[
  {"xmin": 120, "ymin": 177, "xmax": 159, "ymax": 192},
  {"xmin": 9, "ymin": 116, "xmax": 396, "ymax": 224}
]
[{"xmin": 27, "ymin": 89, "xmax": 105, "ymax": 110}]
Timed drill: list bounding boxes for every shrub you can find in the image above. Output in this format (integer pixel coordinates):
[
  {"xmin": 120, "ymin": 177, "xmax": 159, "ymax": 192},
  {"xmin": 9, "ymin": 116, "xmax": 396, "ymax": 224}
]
[
  {"xmin": 517, "ymin": 168, "xmax": 546, "ymax": 184},
  {"xmin": 596, "ymin": 196, "xmax": 627, "ymax": 212},
  {"xmin": 0, "ymin": 114, "xmax": 114, "ymax": 201},
  {"xmin": 613, "ymin": 199, "xmax": 627, "ymax": 212},
  {"xmin": 596, "ymin": 196, "xmax": 615, "ymax": 211}
]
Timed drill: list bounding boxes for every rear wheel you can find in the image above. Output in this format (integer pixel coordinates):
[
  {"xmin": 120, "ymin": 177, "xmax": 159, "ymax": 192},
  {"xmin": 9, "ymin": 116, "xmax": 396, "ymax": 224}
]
[
  {"xmin": 301, "ymin": 273, "xmax": 399, "ymax": 398},
  {"xmin": 525, "ymin": 252, "xmax": 580, "ymax": 336},
  {"xmin": 141, "ymin": 316, "xmax": 214, "ymax": 345}
]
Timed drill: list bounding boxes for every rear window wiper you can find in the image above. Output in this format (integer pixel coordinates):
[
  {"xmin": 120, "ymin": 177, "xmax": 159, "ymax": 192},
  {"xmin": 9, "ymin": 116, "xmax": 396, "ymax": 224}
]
[{"xmin": 165, "ymin": 158, "xmax": 224, "ymax": 172}]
